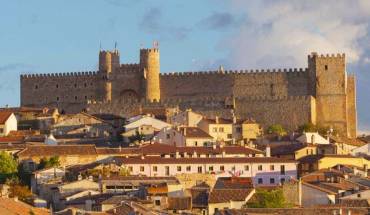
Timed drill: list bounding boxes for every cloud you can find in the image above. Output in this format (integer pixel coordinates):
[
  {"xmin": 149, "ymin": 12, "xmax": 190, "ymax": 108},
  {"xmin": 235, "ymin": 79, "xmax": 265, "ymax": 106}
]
[
  {"xmin": 139, "ymin": 7, "xmax": 190, "ymax": 40},
  {"xmin": 198, "ymin": 12, "xmax": 240, "ymax": 30},
  {"xmin": 223, "ymin": 0, "xmax": 370, "ymax": 69},
  {"xmin": 0, "ymin": 63, "xmax": 36, "ymax": 74}
]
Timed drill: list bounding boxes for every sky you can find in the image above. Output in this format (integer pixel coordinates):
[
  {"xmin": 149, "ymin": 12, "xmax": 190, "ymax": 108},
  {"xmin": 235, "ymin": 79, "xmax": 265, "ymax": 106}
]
[{"xmin": 1, "ymin": 0, "xmax": 370, "ymax": 133}]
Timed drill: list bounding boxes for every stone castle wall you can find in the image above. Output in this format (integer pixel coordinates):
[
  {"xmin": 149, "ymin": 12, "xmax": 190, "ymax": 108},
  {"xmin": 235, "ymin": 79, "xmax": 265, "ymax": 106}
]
[
  {"xmin": 160, "ymin": 68, "xmax": 311, "ymax": 100},
  {"xmin": 20, "ymin": 72, "xmax": 102, "ymax": 108},
  {"xmin": 19, "ymin": 49, "xmax": 357, "ymax": 137}
]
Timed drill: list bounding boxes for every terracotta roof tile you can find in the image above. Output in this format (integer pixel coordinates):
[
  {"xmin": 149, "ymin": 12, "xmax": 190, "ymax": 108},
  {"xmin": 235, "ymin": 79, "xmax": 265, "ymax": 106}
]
[
  {"xmin": 0, "ymin": 197, "xmax": 50, "ymax": 215},
  {"xmin": 113, "ymin": 156, "xmax": 296, "ymax": 165},
  {"xmin": 180, "ymin": 127, "xmax": 213, "ymax": 139},
  {"xmin": 0, "ymin": 111, "xmax": 12, "ymax": 124},
  {"xmin": 208, "ymin": 189, "xmax": 253, "ymax": 203},
  {"xmin": 17, "ymin": 144, "xmax": 97, "ymax": 157}
]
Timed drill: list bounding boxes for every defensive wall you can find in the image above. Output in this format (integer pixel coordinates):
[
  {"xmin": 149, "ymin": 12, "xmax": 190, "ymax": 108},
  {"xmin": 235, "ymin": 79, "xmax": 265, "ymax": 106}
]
[{"xmin": 19, "ymin": 48, "xmax": 357, "ymax": 137}]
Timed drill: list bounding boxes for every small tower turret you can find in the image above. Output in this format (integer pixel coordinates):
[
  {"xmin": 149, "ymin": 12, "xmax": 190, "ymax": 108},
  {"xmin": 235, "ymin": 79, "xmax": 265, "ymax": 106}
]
[
  {"xmin": 140, "ymin": 44, "xmax": 160, "ymax": 102},
  {"xmin": 99, "ymin": 48, "xmax": 119, "ymax": 102},
  {"xmin": 99, "ymin": 49, "xmax": 120, "ymax": 73}
]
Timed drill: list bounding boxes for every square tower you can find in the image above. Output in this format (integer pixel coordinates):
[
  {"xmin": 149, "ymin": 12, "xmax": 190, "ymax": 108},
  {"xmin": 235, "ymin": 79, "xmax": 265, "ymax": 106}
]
[{"xmin": 308, "ymin": 53, "xmax": 356, "ymax": 137}]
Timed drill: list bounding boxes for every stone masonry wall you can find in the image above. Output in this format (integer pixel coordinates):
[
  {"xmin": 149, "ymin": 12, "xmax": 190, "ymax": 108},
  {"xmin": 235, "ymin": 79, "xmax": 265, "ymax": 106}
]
[{"xmin": 20, "ymin": 72, "xmax": 101, "ymax": 107}]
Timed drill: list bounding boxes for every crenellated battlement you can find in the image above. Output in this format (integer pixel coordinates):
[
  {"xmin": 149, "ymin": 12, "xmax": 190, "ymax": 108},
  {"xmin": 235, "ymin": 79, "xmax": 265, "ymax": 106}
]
[
  {"xmin": 308, "ymin": 52, "xmax": 345, "ymax": 60},
  {"xmin": 160, "ymin": 67, "xmax": 308, "ymax": 77},
  {"xmin": 20, "ymin": 71, "xmax": 98, "ymax": 79},
  {"xmin": 119, "ymin": 63, "xmax": 141, "ymax": 73},
  {"xmin": 140, "ymin": 48, "xmax": 159, "ymax": 53},
  {"xmin": 235, "ymin": 95, "xmax": 312, "ymax": 102}
]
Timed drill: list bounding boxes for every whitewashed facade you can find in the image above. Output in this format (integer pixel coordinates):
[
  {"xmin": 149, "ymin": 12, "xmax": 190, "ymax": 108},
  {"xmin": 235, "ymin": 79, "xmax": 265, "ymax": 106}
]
[{"xmin": 116, "ymin": 157, "xmax": 297, "ymax": 186}]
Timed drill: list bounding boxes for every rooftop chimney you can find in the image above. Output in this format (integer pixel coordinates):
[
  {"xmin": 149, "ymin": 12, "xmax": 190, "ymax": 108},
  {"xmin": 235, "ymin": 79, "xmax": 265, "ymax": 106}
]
[
  {"xmin": 265, "ymin": 145, "xmax": 271, "ymax": 157},
  {"xmin": 232, "ymin": 116, "xmax": 237, "ymax": 124},
  {"xmin": 311, "ymin": 134, "xmax": 316, "ymax": 145}
]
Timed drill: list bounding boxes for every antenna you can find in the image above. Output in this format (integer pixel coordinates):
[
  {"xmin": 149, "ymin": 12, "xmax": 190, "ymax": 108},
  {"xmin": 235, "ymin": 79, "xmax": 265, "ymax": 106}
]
[
  {"xmin": 99, "ymin": 41, "xmax": 102, "ymax": 51},
  {"xmin": 114, "ymin": 41, "xmax": 117, "ymax": 50}
]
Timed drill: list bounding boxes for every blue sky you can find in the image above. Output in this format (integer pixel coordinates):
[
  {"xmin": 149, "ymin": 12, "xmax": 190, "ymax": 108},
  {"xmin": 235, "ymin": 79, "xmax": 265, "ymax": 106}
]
[{"xmin": 1, "ymin": 0, "xmax": 370, "ymax": 133}]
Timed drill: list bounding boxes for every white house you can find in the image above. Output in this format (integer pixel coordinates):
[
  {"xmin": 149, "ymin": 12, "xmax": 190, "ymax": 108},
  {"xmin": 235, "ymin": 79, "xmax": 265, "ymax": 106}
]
[
  {"xmin": 301, "ymin": 182, "xmax": 336, "ymax": 207},
  {"xmin": 123, "ymin": 115, "xmax": 171, "ymax": 143},
  {"xmin": 153, "ymin": 126, "xmax": 214, "ymax": 147},
  {"xmin": 0, "ymin": 112, "xmax": 17, "ymax": 136},
  {"xmin": 125, "ymin": 115, "xmax": 171, "ymax": 131},
  {"xmin": 31, "ymin": 167, "xmax": 66, "ymax": 194},
  {"xmin": 114, "ymin": 156, "xmax": 297, "ymax": 186},
  {"xmin": 296, "ymin": 132, "xmax": 329, "ymax": 145},
  {"xmin": 340, "ymin": 190, "xmax": 370, "ymax": 201},
  {"xmin": 351, "ymin": 143, "xmax": 370, "ymax": 156},
  {"xmin": 169, "ymin": 109, "xmax": 203, "ymax": 127}
]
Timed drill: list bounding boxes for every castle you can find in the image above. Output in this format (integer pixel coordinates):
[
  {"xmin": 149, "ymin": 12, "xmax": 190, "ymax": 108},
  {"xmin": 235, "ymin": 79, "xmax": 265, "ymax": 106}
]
[{"xmin": 20, "ymin": 46, "xmax": 357, "ymax": 137}]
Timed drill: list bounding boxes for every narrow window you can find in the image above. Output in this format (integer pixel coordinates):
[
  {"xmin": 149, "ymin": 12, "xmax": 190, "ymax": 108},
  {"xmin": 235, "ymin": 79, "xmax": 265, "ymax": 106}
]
[
  {"xmin": 84, "ymin": 83, "xmax": 87, "ymax": 87},
  {"xmin": 258, "ymin": 165, "xmax": 263, "ymax": 171},
  {"xmin": 56, "ymin": 97, "xmax": 59, "ymax": 101},
  {"xmin": 35, "ymin": 85, "xmax": 38, "ymax": 89},
  {"xmin": 209, "ymin": 166, "xmax": 214, "ymax": 171},
  {"xmin": 177, "ymin": 166, "xmax": 182, "ymax": 172},
  {"xmin": 220, "ymin": 166, "xmax": 225, "ymax": 171},
  {"xmin": 258, "ymin": 178, "xmax": 263, "ymax": 184},
  {"xmin": 270, "ymin": 83, "xmax": 274, "ymax": 96},
  {"xmin": 140, "ymin": 166, "xmax": 145, "ymax": 172},
  {"xmin": 280, "ymin": 165, "xmax": 285, "ymax": 175},
  {"xmin": 56, "ymin": 84, "xmax": 59, "ymax": 88},
  {"xmin": 325, "ymin": 65, "xmax": 328, "ymax": 70},
  {"xmin": 186, "ymin": 166, "xmax": 191, "ymax": 171},
  {"xmin": 75, "ymin": 96, "xmax": 78, "ymax": 100},
  {"xmin": 244, "ymin": 165, "xmax": 249, "ymax": 171},
  {"xmin": 270, "ymin": 178, "xmax": 275, "ymax": 184},
  {"xmin": 153, "ymin": 166, "xmax": 157, "ymax": 172},
  {"xmin": 270, "ymin": 165, "xmax": 275, "ymax": 171},
  {"xmin": 74, "ymin": 83, "xmax": 77, "ymax": 88},
  {"xmin": 280, "ymin": 178, "xmax": 286, "ymax": 184}
]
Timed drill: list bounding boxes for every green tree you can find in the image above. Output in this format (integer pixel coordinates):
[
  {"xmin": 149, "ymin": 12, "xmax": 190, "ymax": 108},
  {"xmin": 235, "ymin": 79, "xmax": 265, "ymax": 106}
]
[
  {"xmin": 128, "ymin": 131, "xmax": 145, "ymax": 143},
  {"xmin": 267, "ymin": 124, "xmax": 287, "ymax": 137},
  {"xmin": 119, "ymin": 167, "xmax": 131, "ymax": 176},
  {"xmin": 298, "ymin": 123, "xmax": 317, "ymax": 133},
  {"xmin": 0, "ymin": 152, "xmax": 18, "ymax": 183},
  {"xmin": 246, "ymin": 188, "xmax": 287, "ymax": 208},
  {"xmin": 298, "ymin": 123, "xmax": 338, "ymax": 137},
  {"xmin": 38, "ymin": 156, "xmax": 60, "ymax": 170}
]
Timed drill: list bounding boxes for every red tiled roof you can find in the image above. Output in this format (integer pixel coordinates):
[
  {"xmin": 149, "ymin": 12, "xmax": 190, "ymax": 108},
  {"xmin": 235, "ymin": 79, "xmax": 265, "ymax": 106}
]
[
  {"xmin": 180, "ymin": 127, "xmax": 213, "ymax": 139},
  {"xmin": 0, "ymin": 111, "xmax": 12, "ymax": 124},
  {"xmin": 331, "ymin": 136, "xmax": 367, "ymax": 147},
  {"xmin": 203, "ymin": 118, "xmax": 233, "ymax": 124},
  {"xmin": 17, "ymin": 144, "xmax": 98, "ymax": 157},
  {"xmin": 113, "ymin": 156, "xmax": 296, "ymax": 165},
  {"xmin": 138, "ymin": 143, "xmax": 263, "ymax": 155},
  {"xmin": 208, "ymin": 189, "xmax": 253, "ymax": 203},
  {"xmin": 0, "ymin": 197, "xmax": 50, "ymax": 215},
  {"xmin": 0, "ymin": 136, "xmax": 24, "ymax": 144}
]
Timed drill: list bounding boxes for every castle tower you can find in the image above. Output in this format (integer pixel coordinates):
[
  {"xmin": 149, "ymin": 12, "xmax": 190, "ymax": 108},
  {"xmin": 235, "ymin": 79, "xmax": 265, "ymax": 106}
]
[
  {"xmin": 99, "ymin": 49, "xmax": 120, "ymax": 73},
  {"xmin": 140, "ymin": 47, "xmax": 160, "ymax": 102},
  {"xmin": 308, "ymin": 53, "xmax": 356, "ymax": 137},
  {"xmin": 99, "ymin": 49, "xmax": 119, "ymax": 102}
]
